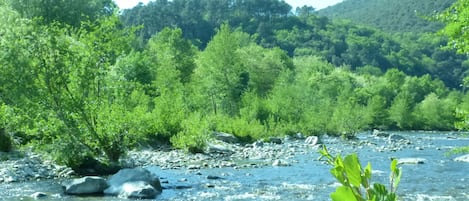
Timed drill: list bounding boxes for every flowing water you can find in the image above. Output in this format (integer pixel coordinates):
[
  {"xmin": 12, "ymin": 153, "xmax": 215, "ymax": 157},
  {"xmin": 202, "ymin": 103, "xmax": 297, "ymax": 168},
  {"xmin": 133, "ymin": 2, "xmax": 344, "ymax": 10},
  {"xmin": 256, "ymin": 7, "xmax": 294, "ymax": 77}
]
[{"xmin": 1, "ymin": 132, "xmax": 468, "ymax": 201}]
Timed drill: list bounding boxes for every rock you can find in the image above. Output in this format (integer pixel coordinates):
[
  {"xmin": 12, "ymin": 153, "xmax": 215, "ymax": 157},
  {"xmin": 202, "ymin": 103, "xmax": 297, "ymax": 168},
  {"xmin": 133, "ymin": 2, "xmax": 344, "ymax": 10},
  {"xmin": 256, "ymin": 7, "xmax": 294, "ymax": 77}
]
[
  {"xmin": 454, "ymin": 154, "xmax": 469, "ymax": 163},
  {"xmin": 4, "ymin": 175, "xmax": 18, "ymax": 183},
  {"xmin": 304, "ymin": 136, "xmax": 319, "ymax": 146},
  {"xmin": 397, "ymin": 158, "xmax": 425, "ymax": 165},
  {"xmin": 253, "ymin": 140, "xmax": 264, "ymax": 148},
  {"xmin": 30, "ymin": 192, "xmax": 47, "ymax": 199},
  {"xmin": 104, "ymin": 168, "xmax": 162, "ymax": 198},
  {"xmin": 272, "ymin": 159, "xmax": 290, "ymax": 167},
  {"xmin": 212, "ymin": 132, "xmax": 239, "ymax": 144},
  {"xmin": 373, "ymin": 129, "xmax": 390, "ymax": 137},
  {"xmin": 63, "ymin": 176, "xmax": 108, "ymax": 195},
  {"xmin": 118, "ymin": 181, "xmax": 159, "ymax": 199},
  {"xmin": 269, "ymin": 137, "xmax": 283, "ymax": 144},
  {"xmin": 206, "ymin": 142, "xmax": 235, "ymax": 154},
  {"xmin": 295, "ymin": 132, "xmax": 306, "ymax": 139},
  {"xmin": 187, "ymin": 164, "xmax": 201, "ymax": 170},
  {"xmin": 206, "ymin": 175, "xmax": 222, "ymax": 180},
  {"xmin": 388, "ymin": 134, "xmax": 407, "ymax": 143}
]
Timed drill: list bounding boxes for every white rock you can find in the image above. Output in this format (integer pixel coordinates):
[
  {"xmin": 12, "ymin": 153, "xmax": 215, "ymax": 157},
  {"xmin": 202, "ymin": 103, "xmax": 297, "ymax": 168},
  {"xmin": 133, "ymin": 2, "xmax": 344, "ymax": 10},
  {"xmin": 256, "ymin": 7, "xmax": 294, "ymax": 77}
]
[
  {"xmin": 118, "ymin": 181, "xmax": 158, "ymax": 199},
  {"xmin": 104, "ymin": 168, "xmax": 162, "ymax": 197},
  {"xmin": 304, "ymin": 136, "xmax": 319, "ymax": 146},
  {"xmin": 272, "ymin": 159, "xmax": 290, "ymax": 167},
  {"xmin": 30, "ymin": 192, "xmax": 47, "ymax": 199},
  {"xmin": 397, "ymin": 158, "xmax": 425, "ymax": 165},
  {"xmin": 454, "ymin": 154, "xmax": 469, "ymax": 163}
]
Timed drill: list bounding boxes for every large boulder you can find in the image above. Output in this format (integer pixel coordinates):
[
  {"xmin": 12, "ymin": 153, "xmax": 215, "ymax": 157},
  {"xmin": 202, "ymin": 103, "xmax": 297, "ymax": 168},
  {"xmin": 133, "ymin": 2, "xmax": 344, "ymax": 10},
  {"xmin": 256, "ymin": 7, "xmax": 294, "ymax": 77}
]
[
  {"xmin": 454, "ymin": 154, "xmax": 469, "ymax": 163},
  {"xmin": 104, "ymin": 168, "xmax": 162, "ymax": 199},
  {"xmin": 118, "ymin": 181, "xmax": 159, "ymax": 199},
  {"xmin": 62, "ymin": 176, "xmax": 108, "ymax": 195}
]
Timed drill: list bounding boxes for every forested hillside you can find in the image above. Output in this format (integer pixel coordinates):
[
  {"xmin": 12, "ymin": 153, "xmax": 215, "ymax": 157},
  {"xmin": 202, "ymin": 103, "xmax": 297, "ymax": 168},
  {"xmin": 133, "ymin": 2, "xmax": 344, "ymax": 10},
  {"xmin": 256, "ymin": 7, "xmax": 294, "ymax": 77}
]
[
  {"xmin": 317, "ymin": 0, "xmax": 455, "ymax": 33},
  {"xmin": 120, "ymin": 0, "xmax": 468, "ymax": 89},
  {"xmin": 1, "ymin": 0, "xmax": 469, "ymax": 169}
]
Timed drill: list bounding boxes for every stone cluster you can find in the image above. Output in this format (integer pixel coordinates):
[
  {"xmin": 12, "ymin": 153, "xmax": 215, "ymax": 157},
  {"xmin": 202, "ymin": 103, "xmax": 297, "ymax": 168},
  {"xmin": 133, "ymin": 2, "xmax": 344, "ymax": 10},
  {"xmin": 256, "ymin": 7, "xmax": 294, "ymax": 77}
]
[{"xmin": 0, "ymin": 152, "xmax": 74, "ymax": 183}]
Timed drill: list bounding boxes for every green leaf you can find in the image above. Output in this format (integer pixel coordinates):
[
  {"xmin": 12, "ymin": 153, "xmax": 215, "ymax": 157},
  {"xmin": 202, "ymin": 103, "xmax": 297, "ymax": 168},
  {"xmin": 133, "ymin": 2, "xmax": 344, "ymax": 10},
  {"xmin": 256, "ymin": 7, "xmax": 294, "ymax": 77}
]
[
  {"xmin": 390, "ymin": 159, "xmax": 402, "ymax": 193},
  {"xmin": 343, "ymin": 153, "xmax": 362, "ymax": 187},
  {"xmin": 362, "ymin": 162, "xmax": 372, "ymax": 188},
  {"xmin": 390, "ymin": 158, "xmax": 397, "ymax": 172},
  {"xmin": 331, "ymin": 186, "xmax": 358, "ymax": 201}
]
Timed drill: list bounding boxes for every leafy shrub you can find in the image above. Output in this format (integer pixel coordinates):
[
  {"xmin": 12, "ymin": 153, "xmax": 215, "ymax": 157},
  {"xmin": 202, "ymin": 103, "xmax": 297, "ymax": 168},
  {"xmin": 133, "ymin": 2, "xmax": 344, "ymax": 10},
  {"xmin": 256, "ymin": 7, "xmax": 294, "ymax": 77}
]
[
  {"xmin": 211, "ymin": 114, "xmax": 267, "ymax": 142},
  {"xmin": 319, "ymin": 146, "xmax": 401, "ymax": 201},
  {"xmin": 170, "ymin": 113, "xmax": 210, "ymax": 153}
]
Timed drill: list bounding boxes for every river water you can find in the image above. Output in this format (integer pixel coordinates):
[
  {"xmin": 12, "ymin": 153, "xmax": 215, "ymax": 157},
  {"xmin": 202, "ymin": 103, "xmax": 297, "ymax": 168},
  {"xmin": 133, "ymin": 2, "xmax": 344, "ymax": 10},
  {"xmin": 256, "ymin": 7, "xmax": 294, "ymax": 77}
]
[{"xmin": 1, "ymin": 132, "xmax": 468, "ymax": 201}]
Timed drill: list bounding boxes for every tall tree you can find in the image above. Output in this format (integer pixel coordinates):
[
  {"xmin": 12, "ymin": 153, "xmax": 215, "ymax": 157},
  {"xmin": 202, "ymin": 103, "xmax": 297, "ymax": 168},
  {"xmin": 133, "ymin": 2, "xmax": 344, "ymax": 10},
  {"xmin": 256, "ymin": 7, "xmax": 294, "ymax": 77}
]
[{"xmin": 194, "ymin": 24, "xmax": 252, "ymax": 115}]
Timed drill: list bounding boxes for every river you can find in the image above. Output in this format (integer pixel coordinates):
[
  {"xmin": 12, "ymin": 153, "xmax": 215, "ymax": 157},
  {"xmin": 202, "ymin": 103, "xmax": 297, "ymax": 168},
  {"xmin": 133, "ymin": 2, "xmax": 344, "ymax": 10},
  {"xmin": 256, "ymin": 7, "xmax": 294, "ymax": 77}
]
[{"xmin": 1, "ymin": 131, "xmax": 468, "ymax": 201}]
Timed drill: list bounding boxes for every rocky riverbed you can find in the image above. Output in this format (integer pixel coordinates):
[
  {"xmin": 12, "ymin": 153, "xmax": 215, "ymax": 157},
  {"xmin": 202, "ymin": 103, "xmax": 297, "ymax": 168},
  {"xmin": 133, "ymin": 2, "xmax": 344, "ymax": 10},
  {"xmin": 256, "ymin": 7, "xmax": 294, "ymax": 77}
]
[
  {"xmin": 0, "ymin": 151, "xmax": 74, "ymax": 183},
  {"xmin": 1, "ymin": 131, "xmax": 468, "ymax": 200}
]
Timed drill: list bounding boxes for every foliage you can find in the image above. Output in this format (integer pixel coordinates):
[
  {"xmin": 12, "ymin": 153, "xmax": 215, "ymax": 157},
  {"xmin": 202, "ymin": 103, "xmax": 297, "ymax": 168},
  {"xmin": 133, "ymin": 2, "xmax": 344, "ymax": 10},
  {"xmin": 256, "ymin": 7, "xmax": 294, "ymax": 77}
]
[
  {"xmin": 6, "ymin": 0, "xmax": 117, "ymax": 27},
  {"xmin": 0, "ymin": 128, "xmax": 12, "ymax": 152},
  {"xmin": 0, "ymin": 6, "xmax": 141, "ymax": 167},
  {"xmin": 438, "ymin": 0, "xmax": 469, "ymax": 54},
  {"xmin": 120, "ymin": 0, "xmax": 468, "ymax": 90},
  {"xmin": 319, "ymin": 146, "xmax": 402, "ymax": 201},
  {"xmin": 170, "ymin": 113, "xmax": 210, "ymax": 153},
  {"xmin": 1, "ymin": 0, "xmax": 469, "ymax": 170}
]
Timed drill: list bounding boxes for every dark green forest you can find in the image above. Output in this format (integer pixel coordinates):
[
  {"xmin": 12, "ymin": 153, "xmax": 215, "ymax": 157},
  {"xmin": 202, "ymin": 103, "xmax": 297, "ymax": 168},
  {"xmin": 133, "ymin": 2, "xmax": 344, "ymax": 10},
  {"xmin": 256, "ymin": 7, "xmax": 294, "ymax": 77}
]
[
  {"xmin": 1, "ymin": 0, "xmax": 469, "ymax": 169},
  {"xmin": 318, "ymin": 0, "xmax": 455, "ymax": 33}
]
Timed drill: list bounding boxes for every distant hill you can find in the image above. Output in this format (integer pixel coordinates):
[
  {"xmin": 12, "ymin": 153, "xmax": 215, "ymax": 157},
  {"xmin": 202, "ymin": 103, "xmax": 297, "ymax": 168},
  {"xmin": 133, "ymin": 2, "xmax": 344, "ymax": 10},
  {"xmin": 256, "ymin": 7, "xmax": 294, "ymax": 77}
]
[{"xmin": 317, "ymin": 0, "xmax": 455, "ymax": 33}]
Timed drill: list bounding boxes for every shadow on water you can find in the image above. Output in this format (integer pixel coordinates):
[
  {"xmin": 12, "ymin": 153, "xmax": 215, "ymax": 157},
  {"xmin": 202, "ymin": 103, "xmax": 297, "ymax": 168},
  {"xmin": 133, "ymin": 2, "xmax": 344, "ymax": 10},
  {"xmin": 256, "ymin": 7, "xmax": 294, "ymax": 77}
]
[{"xmin": 1, "ymin": 132, "xmax": 468, "ymax": 201}]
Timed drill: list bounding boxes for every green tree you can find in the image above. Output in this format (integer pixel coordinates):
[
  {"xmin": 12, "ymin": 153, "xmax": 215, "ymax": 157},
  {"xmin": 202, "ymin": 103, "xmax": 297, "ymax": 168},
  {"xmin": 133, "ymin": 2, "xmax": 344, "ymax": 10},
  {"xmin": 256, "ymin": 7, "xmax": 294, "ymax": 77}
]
[
  {"xmin": 6, "ymin": 0, "xmax": 116, "ymax": 27},
  {"xmin": 438, "ymin": 0, "xmax": 469, "ymax": 54},
  {"xmin": 0, "ymin": 8, "xmax": 143, "ymax": 166},
  {"xmin": 194, "ymin": 24, "xmax": 252, "ymax": 116},
  {"xmin": 413, "ymin": 93, "xmax": 456, "ymax": 130}
]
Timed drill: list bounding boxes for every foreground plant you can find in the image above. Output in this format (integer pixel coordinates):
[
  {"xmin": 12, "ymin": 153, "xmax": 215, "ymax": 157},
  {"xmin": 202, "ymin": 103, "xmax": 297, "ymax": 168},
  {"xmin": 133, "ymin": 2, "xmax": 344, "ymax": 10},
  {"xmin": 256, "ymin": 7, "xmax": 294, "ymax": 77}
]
[{"xmin": 319, "ymin": 146, "xmax": 402, "ymax": 201}]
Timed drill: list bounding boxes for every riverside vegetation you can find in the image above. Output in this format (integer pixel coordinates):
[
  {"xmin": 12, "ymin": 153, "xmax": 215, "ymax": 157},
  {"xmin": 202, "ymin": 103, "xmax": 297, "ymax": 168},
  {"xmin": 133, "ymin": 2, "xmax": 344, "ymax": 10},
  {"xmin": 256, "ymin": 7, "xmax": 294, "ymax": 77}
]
[
  {"xmin": 0, "ymin": 0, "xmax": 469, "ymax": 195},
  {"xmin": 320, "ymin": 146, "xmax": 402, "ymax": 201}
]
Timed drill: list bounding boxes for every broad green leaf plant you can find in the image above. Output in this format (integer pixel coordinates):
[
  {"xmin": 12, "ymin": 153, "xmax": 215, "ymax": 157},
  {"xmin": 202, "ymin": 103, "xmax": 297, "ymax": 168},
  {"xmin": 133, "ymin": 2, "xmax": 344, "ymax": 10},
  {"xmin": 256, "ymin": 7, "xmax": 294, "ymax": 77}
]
[{"xmin": 319, "ymin": 146, "xmax": 402, "ymax": 201}]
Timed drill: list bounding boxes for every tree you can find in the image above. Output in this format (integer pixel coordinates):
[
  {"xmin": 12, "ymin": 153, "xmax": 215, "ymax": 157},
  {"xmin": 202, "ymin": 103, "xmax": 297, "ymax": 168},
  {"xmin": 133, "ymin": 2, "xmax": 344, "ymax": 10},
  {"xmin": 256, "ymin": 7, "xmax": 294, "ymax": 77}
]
[
  {"xmin": 194, "ymin": 24, "xmax": 252, "ymax": 115},
  {"xmin": 0, "ymin": 8, "xmax": 144, "ymax": 166},
  {"xmin": 6, "ymin": 0, "xmax": 116, "ymax": 27},
  {"xmin": 438, "ymin": 0, "xmax": 469, "ymax": 54}
]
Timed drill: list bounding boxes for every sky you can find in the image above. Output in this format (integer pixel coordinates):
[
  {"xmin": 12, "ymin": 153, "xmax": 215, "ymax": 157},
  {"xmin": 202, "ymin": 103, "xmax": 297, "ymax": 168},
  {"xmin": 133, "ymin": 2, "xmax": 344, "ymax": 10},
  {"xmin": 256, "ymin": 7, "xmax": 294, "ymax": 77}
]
[{"xmin": 113, "ymin": 0, "xmax": 344, "ymax": 11}]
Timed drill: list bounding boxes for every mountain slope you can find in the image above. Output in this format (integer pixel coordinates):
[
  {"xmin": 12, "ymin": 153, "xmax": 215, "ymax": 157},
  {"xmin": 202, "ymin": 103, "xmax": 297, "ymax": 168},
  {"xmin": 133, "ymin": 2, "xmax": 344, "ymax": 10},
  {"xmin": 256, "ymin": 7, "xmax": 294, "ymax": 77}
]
[{"xmin": 317, "ymin": 0, "xmax": 455, "ymax": 33}]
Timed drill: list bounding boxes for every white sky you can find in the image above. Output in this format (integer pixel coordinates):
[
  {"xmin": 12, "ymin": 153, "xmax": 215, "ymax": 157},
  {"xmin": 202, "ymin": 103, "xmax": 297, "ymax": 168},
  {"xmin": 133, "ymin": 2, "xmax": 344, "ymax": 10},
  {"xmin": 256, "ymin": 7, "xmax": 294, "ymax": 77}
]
[{"xmin": 113, "ymin": 0, "xmax": 344, "ymax": 10}]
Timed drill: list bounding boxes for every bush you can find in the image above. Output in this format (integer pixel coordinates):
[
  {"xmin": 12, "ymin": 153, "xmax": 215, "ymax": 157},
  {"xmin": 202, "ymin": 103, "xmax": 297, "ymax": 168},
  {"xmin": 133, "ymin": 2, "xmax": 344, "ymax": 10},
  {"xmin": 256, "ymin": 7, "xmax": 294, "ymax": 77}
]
[
  {"xmin": 170, "ymin": 113, "xmax": 210, "ymax": 153},
  {"xmin": 211, "ymin": 114, "xmax": 267, "ymax": 142}
]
